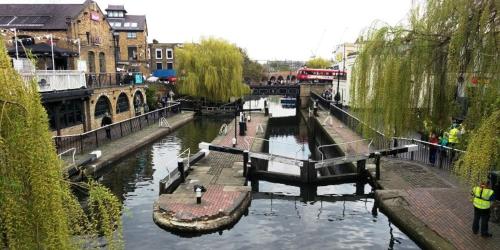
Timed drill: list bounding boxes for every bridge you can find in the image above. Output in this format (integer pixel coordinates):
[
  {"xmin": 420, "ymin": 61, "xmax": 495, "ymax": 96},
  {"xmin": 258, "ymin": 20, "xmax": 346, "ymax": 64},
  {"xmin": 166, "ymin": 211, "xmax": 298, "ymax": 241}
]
[{"xmin": 249, "ymin": 82, "xmax": 337, "ymax": 108}]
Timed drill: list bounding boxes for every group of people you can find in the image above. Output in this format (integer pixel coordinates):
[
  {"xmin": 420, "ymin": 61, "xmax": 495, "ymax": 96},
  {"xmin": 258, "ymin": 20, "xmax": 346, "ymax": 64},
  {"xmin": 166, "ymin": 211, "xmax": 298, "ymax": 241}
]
[
  {"xmin": 321, "ymin": 88, "xmax": 333, "ymax": 100},
  {"xmin": 427, "ymin": 122, "xmax": 464, "ymax": 165}
]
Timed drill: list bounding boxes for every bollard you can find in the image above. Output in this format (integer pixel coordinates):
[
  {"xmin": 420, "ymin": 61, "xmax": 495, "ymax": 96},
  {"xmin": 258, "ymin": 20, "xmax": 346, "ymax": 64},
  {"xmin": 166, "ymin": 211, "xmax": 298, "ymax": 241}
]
[
  {"xmin": 243, "ymin": 150, "xmax": 249, "ymax": 177},
  {"xmin": 178, "ymin": 160, "xmax": 185, "ymax": 183},
  {"xmin": 232, "ymin": 137, "xmax": 237, "ymax": 147},
  {"xmin": 375, "ymin": 152, "xmax": 381, "ymax": 180},
  {"xmin": 193, "ymin": 185, "xmax": 206, "ymax": 204},
  {"xmin": 308, "ymin": 161, "xmax": 317, "ymax": 183},
  {"xmin": 196, "ymin": 187, "xmax": 202, "ymax": 204},
  {"xmin": 410, "ymin": 139, "xmax": 415, "ymax": 161}
]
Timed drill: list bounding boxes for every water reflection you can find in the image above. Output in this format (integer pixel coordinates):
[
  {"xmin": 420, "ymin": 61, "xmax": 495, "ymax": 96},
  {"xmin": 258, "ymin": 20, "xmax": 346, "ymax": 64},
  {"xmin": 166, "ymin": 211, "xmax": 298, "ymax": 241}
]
[{"xmin": 94, "ymin": 106, "xmax": 419, "ymax": 249}]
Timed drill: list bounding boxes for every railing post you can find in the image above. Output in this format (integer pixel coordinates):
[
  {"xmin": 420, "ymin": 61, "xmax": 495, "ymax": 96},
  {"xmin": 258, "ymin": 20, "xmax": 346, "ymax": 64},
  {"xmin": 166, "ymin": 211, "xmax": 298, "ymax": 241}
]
[
  {"xmin": 357, "ymin": 159, "xmax": 366, "ymax": 174},
  {"xmin": 178, "ymin": 159, "xmax": 185, "ymax": 183},
  {"xmin": 138, "ymin": 117, "xmax": 142, "ymax": 129},
  {"xmin": 410, "ymin": 138, "xmax": 415, "ymax": 161},
  {"xmin": 95, "ymin": 130, "xmax": 99, "ymax": 148},
  {"xmin": 243, "ymin": 150, "xmax": 249, "ymax": 177},
  {"xmin": 130, "ymin": 119, "xmax": 133, "ymax": 132},
  {"xmin": 300, "ymin": 160, "xmax": 309, "ymax": 183},
  {"xmin": 375, "ymin": 152, "xmax": 381, "ymax": 180},
  {"xmin": 120, "ymin": 122, "xmax": 123, "ymax": 137},
  {"xmin": 80, "ymin": 134, "xmax": 84, "ymax": 153}
]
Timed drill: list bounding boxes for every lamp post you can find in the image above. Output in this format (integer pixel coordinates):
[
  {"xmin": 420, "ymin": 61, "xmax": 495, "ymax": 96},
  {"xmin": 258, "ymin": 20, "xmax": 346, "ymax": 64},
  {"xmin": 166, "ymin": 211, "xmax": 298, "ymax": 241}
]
[
  {"xmin": 334, "ymin": 43, "xmax": 346, "ymax": 106},
  {"xmin": 113, "ymin": 32, "xmax": 120, "ymax": 84}
]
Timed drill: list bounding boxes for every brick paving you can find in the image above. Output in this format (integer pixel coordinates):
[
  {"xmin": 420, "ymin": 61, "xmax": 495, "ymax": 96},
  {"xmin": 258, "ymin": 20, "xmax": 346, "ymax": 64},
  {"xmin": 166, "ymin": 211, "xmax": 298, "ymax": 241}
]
[
  {"xmin": 312, "ymin": 108, "xmax": 500, "ymax": 249},
  {"xmin": 154, "ymin": 113, "xmax": 268, "ymax": 231}
]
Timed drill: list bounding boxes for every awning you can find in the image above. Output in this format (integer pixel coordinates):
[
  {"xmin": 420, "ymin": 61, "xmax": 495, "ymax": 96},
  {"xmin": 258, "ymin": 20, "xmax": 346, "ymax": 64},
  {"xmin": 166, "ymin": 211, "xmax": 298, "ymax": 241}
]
[{"xmin": 8, "ymin": 43, "xmax": 79, "ymax": 58}]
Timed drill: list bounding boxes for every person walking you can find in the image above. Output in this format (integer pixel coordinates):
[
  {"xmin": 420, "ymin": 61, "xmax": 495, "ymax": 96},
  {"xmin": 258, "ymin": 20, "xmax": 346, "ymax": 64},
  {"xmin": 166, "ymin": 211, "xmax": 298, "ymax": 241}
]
[
  {"xmin": 428, "ymin": 132, "xmax": 438, "ymax": 165},
  {"xmin": 472, "ymin": 181, "xmax": 495, "ymax": 237},
  {"xmin": 101, "ymin": 112, "xmax": 113, "ymax": 139}
]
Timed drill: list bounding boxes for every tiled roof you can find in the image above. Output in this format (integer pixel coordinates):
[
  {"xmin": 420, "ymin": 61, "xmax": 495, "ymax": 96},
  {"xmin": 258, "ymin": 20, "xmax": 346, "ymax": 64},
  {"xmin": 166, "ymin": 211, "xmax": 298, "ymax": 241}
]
[
  {"xmin": 0, "ymin": 4, "xmax": 85, "ymax": 30},
  {"xmin": 108, "ymin": 15, "xmax": 146, "ymax": 31}
]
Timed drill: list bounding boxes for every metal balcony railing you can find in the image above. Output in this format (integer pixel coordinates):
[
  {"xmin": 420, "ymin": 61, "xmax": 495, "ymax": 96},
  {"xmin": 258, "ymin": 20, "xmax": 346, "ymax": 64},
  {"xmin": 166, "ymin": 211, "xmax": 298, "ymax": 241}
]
[{"xmin": 20, "ymin": 70, "xmax": 87, "ymax": 92}]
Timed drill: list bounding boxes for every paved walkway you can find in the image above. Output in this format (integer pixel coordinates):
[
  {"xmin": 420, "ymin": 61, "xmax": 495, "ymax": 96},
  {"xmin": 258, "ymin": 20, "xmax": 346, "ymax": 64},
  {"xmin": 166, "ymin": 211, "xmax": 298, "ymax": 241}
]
[
  {"xmin": 153, "ymin": 113, "xmax": 269, "ymax": 232},
  {"xmin": 65, "ymin": 111, "xmax": 195, "ymax": 179},
  {"xmin": 310, "ymin": 106, "xmax": 499, "ymax": 249}
]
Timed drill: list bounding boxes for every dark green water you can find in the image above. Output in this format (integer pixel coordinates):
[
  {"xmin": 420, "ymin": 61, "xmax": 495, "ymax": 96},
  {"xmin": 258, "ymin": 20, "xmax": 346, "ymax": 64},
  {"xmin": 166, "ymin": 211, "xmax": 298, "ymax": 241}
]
[{"xmin": 95, "ymin": 98, "xmax": 420, "ymax": 250}]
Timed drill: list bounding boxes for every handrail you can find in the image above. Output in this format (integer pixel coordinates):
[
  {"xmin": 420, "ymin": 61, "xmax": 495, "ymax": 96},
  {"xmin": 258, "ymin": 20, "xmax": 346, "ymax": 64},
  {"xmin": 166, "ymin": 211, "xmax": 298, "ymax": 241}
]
[
  {"xmin": 244, "ymin": 136, "xmax": 304, "ymax": 166},
  {"xmin": 392, "ymin": 137, "xmax": 466, "ymax": 153},
  {"xmin": 317, "ymin": 139, "xmax": 373, "ymax": 164},
  {"xmin": 53, "ymin": 102, "xmax": 180, "ymax": 138},
  {"xmin": 58, "ymin": 147, "xmax": 76, "ymax": 165},
  {"xmin": 178, "ymin": 148, "xmax": 191, "ymax": 169}
]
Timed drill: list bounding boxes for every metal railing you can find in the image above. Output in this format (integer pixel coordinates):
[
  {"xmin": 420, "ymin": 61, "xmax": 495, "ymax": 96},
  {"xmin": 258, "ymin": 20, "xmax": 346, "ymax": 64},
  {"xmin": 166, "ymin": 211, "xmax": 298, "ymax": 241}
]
[
  {"xmin": 311, "ymin": 92, "xmax": 391, "ymax": 150},
  {"xmin": 20, "ymin": 70, "xmax": 86, "ymax": 92},
  {"xmin": 57, "ymin": 147, "xmax": 77, "ymax": 165},
  {"xmin": 317, "ymin": 139, "xmax": 373, "ymax": 164},
  {"xmin": 85, "ymin": 72, "xmax": 143, "ymax": 89},
  {"xmin": 244, "ymin": 136, "xmax": 304, "ymax": 167},
  {"xmin": 53, "ymin": 102, "xmax": 180, "ymax": 154},
  {"xmin": 391, "ymin": 137, "xmax": 465, "ymax": 171},
  {"xmin": 310, "ymin": 91, "xmax": 466, "ymax": 171}
]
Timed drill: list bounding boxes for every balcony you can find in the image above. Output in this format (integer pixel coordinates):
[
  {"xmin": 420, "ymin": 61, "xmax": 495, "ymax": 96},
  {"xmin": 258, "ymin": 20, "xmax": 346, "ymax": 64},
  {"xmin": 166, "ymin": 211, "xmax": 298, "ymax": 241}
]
[
  {"xmin": 20, "ymin": 70, "xmax": 87, "ymax": 92},
  {"xmin": 85, "ymin": 72, "xmax": 144, "ymax": 89}
]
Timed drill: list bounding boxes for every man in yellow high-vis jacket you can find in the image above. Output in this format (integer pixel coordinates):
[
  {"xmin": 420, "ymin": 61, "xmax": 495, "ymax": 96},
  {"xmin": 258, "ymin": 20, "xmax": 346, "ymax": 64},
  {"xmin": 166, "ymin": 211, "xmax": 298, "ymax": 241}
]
[{"xmin": 472, "ymin": 181, "xmax": 496, "ymax": 237}]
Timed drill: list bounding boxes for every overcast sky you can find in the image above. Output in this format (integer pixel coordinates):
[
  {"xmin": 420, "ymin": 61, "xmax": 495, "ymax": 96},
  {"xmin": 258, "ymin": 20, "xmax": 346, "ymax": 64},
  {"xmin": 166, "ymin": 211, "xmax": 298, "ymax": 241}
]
[{"xmin": 3, "ymin": 0, "xmax": 414, "ymax": 61}]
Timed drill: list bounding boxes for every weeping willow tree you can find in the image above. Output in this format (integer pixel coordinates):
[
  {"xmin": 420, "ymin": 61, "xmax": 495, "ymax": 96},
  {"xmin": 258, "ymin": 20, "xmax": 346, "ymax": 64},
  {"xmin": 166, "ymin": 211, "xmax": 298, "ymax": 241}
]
[
  {"xmin": 175, "ymin": 38, "xmax": 250, "ymax": 102},
  {"xmin": 351, "ymin": 0, "xmax": 499, "ymax": 183},
  {"xmin": 0, "ymin": 39, "xmax": 122, "ymax": 249},
  {"xmin": 306, "ymin": 57, "xmax": 331, "ymax": 69}
]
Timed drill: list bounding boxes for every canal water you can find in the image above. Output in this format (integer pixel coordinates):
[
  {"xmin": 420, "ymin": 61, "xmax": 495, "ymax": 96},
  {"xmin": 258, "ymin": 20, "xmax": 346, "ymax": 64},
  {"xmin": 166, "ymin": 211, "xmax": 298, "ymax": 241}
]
[{"xmin": 95, "ymin": 97, "xmax": 420, "ymax": 250}]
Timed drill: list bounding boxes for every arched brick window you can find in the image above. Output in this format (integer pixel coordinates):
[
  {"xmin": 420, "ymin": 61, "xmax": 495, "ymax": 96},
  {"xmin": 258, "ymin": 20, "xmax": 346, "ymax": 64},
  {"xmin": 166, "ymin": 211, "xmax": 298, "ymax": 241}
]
[
  {"xmin": 94, "ymin": 95, "xmax": 111, "ymax": 117},
  {"xmin": 116, "ymin": 93, "xmax": 130, "ymax": 113}
]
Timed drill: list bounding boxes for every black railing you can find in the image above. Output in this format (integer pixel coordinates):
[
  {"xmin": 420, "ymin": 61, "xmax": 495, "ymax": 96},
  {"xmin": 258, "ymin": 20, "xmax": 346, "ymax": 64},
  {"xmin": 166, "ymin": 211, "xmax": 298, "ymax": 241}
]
[
  {"xmin": 310, "ymin": 91, "xmax": 465, "ymax": 171},
  {"xmin": 53, "ymin": 102, "xmax": 180, "ymax": 154},
  {"xmin": 391, "ymin": 137, "xmax": 465, "ymax": 171},
  {"xmin": 85, "ymin": 72, "xmax": 142, "ymax": 88},
  {"xmin": 311, "ymin": 91, "xmax": 391, "ymax": 150}
]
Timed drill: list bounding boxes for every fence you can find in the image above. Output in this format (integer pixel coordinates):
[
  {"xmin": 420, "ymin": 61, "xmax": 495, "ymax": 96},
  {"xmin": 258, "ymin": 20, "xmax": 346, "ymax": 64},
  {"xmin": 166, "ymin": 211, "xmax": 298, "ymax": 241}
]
[
  {"xmin": 20, "ymin": 70, "xmax": 86, "ymax": 92},
  {"xmin": 53, "ymin": 102, "xmax": 180, "ymax": 154},
  {"xmin": 310, "ymin": 92, "xmax": 390, "ymax": 150},
  {"xmin": 391, "ymin": 137, "xmax": 465, "ymax": 171},
  {"xmin": 310, "ymin": 91, "xmax": 465, "ymax": 171},
  {"xmin": 85, "ymin": 72, "xmax": 143, "ymax": 89}
]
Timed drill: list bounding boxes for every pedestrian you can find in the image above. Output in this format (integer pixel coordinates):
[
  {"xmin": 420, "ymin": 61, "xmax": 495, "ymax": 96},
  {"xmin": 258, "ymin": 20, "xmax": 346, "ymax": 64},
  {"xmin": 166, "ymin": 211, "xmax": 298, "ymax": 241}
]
[
  {"xmin": 448, "ymin": 123, "xmax": 460, "ymax": 148},
  {"xmin": 428, "ymin": 132, "xmax": 438, "ymax": 165},
  {"xmin": 313, "ymin": 100, "xmax": 318, "ymax": 116},
  {"xmin": 472, "ymin": 181, "xmax": 495, "ymax": 237},
  {"xmin": 101, "ymin": 112, "xmax": 112, "ymax": 139}
]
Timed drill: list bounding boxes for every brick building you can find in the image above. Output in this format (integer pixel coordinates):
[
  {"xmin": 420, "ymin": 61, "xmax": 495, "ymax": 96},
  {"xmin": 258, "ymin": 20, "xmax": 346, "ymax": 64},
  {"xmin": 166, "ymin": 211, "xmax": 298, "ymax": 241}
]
[
  {"xmin": 105, "ymin": 5, "xmax": 149, "ymax": 76},
  {"xmin": 0, "ymin": 0, "xmax": 146, "ymax": 136},
  {"xmin": 148, "ymin": 41, "xmax": 182, "ymax": 82}
]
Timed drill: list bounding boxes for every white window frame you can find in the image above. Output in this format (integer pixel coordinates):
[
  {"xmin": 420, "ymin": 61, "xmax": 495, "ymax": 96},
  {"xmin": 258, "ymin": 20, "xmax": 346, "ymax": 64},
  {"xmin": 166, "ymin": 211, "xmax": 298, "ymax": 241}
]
[
  {"xmin": 156, "ymin": 62, "xmax": 163, "ymax": 70},
  {"xmin": 155, "ymin": 49, "xmax": 163, "ymax": 59},
  {"xmin": 127, "ymin": 32, "xmax": 137, "ymax": 39},
  {"xmin": 118, "ymin": 11, "xmax": 124, "ymax": 17},
  {"xmin": 166, "ymin": 48, "xmax": 173, "ymax": 59},
  {"xmin": 124, "ymin": 22, "xmax": 130, "ymax": 27},
  {"xmin": 131, "ymin": 22, "xmax": 138, "ymax": 27}
]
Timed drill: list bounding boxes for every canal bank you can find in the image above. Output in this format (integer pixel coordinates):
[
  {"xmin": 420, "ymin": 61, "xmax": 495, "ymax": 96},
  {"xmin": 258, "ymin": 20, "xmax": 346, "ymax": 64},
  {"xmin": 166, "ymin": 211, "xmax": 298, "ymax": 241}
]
[
  {"xmin": 153, "ymin": 113, "xmax": 269, "ymax": 233},
  {"xmin": 71, "ymin": 112, "xmax": 195, "ymax": 180},
  {"xmin": 306, "ymin": 103, "xmax": 500, "ymax": 250}
]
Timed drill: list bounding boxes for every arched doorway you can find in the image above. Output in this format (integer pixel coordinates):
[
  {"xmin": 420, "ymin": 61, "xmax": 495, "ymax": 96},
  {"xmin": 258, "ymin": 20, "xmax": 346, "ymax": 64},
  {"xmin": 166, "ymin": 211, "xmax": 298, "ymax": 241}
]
[
  {"xmin": 116, "ymin": 93, "xmax": 130, "ymax": 114},
  {"xmin": 94, "ymin": 95, "xmax": 111, "ymax": 117},
  {"xmin": 133, "ymin": 91, "xmax": 144, "ymax": 115}
]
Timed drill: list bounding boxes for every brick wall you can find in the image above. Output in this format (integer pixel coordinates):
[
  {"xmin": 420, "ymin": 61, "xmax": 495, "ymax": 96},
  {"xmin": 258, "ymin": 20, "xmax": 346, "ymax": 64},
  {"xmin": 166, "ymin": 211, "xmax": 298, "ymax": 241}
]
[
  {"xmin": 89, "ymin": 85, "xmax": 146, "ymax": 129},
  {"xmin": 116, "ymin": 29, "xmax": 149, "ymax": 75}
]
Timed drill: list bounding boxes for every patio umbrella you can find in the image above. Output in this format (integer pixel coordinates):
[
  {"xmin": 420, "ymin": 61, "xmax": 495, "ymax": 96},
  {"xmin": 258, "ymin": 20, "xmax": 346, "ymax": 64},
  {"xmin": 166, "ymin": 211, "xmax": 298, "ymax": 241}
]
[{"xmin": 7, "ymin": 43, "xmax": 79, "ymax": 58}]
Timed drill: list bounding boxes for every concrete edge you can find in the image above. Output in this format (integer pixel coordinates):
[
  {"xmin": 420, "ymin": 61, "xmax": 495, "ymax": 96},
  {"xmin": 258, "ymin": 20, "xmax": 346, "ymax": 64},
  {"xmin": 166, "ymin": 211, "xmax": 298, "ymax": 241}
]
[
  {"xmin": 84, "ymin": 112, "xmax": 195, "ymax": 177},
  {"xmin": 152, "ymin": 191, "xmax": 252, "ymax": 233},
  {"xmin": 375, "ymin": 190, "xmax": 455, "ymax": 250}
]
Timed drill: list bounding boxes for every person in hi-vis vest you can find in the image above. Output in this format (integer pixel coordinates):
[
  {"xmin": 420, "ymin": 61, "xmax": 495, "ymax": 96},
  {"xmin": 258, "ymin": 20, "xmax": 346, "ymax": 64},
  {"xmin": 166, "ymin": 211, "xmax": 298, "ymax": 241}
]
[{"xmin": 471, "ymin": 181, "xmax": 495, "ymax": 237}]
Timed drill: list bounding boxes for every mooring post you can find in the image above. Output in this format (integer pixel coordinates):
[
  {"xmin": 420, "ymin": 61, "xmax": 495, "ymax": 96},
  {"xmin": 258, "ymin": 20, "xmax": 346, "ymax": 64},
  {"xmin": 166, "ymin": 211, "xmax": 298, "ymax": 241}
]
[
  {"xmin": 243, "ymin": 150, "xmax": 249, "ymax": 177},
  {"xmin": 410, "ymin": 138, "xmax": 415, "ymax": 161},
  {"xmin": 375, "ymin": 152, "xmax": 381, "ymax": 180},
  {"xmin": 178, "ymin": 159, "xmax": 185, "ymax": 183}
]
